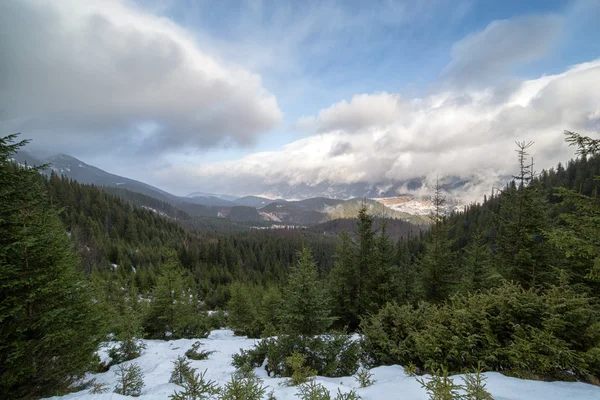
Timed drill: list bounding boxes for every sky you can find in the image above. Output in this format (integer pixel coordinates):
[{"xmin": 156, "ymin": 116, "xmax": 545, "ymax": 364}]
[{"xmin": 1, "ymin": 0, "xmax": 600, "ymax": 199}]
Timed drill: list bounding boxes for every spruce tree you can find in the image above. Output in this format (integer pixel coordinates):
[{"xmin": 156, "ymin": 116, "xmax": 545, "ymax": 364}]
[
  {"xmin": 396, "ymin": 239, "xmax": 419, "ymax": 303},
  {"xmin": 461, "ymin": 232, "xmax": 496, "ymax": 292},
  {"xmin": 329, "ymin": 232, "xmax": 359, "ymax": 329},
  {"xmin": 279, "ymin": 247, "xmax": 334, "ymax": 336},
  {"xmin": 549, "ymin": 131, "xmax": 600, "ymax": 291},
  {"xmin": 419, "ymin": 178, "xmax": 458, "ymax": 302},
  {"xmin": 368, "ymin": 221, "xmax": 401, "ymax": 311},
  {"xmin": 227, "ymin": 282, "xmax": 260, "ymax": 337},
  {"xmin": 355, "ymin": 204, "xmax": 376, "ymax": 317},
  {"xmin": 495, "ymin": 142, "xmax": 555, "ymax": 288},
  {"xmin": 0, "ymin": 134, "xmax": 102, "ymax": 398},
  {"xmin": 143, "ymin": 249, "xmax": 186, "ymax": 339}
]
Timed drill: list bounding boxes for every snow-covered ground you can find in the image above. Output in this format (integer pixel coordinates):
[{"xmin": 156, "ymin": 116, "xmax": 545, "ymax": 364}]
[{"xmin": 46, "ymin": 329, "xmax": 600, "ymax": 400}]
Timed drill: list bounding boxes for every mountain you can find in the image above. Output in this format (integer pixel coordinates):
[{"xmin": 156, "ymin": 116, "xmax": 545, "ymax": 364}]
[
  {"xmin": 14, "ymin": 151, "xmax": 182, "ymax": 203},
  {"xmin": 14, "ymin": 151, "xmax": 235, "ymax": 209},
  {"xmin": 14, "ymin": 150, "xmax": 455, "ymax": 226},
  {"xmin": 233, "ymin": 195, "xmax": 278, "ymax": 208},
  {"xmin": 186, "ymin": 191, "xmax": 239, "ymax": 202}
]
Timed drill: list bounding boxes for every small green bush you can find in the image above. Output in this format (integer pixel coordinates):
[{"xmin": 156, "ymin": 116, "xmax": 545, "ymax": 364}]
[
  {"xmin": 461, "ymin": 366, "xmax": 494, "ymax": 400},
  {"xmin": 360, "ymin": 282, "xmax": 600, "ymax": 381},
  {"xmin": 286, "ymin": 352, "xmax": 317, "ymax": 386},
  {"xmin": 220, "ymin": 375, "xmax": 267, "ymax": 400},
  {"xmin": 169, "ymin": 368, "xmax": 220, "ymax": 400},
  {"xmin": 333, "ymin": 389, "xmax": 361, "ymax": 400},
  {"xmin": 295, "ymin": 383, "xmax": 361, "ymax": 400},
  {"xmin": 171, "ymin": 356, "xmax": 195, "ymax": 385},
  {"xmin": 232, "ymin": 334, "xmax": 360, "ymax": 380},
  {"xmin": 89, "ymin": 380, "xmax": 109, "ymax": 394},
  {"xmin": 354, "ymin": 367, "xmax": 375, "ymax": 388},
  {"xmin": 108, "ymin": 338, "xmax": 146, "ymax": 365},
  {"xmin": 207, "ymin": 310, "xmax": 227, "ymax": 330},
  {"xmin": 186, "ymin": 341, "xmax": 216, "ymax": 361},
  {"xmin": 296, "ymin": 381, "xmax": 331, "ymax": 400},
  {"xmin": 403, "ymin": 362, "xmax": 418, "ymax": 377},
  {"xmin": 114, "ymin": 363, "xmax": 145, "ymax": 397},
  {"xmin": 88, "ymin": 353, "xmax": 109, "ymax": 373},
  {"xmin": 416, "ymin": 368, "xmax": 462, "ymax": 400}
]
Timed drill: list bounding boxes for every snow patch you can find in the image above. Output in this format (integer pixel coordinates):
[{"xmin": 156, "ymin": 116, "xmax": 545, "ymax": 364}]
[{"xmin": 44, "ymin": 330, "xmax": 600, "ymax": 400}]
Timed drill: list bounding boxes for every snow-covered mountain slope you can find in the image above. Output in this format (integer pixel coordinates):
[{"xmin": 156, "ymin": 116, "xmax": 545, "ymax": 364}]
[
  {"xmin": 373, "ymin": 196, "xmax": 462, "ymax": 216},
  {"xmin": 45, "ymin": 330, "xmax": 600, "ymax": 400}
]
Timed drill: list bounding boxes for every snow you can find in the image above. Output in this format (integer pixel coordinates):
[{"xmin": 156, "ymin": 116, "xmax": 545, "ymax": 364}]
[{"xmin": 44, "ymin": 329, "xmax": 600, "ymax": 400}]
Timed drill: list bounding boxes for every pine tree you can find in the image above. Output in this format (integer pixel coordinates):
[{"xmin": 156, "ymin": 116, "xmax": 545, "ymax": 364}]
[
  {"xmin": 227, "ymin": 282, "xmax": 260, "ymax": 336},
  {"xmin": 0, "ymin": 134, "xmax": 102, "ymax": 398},
  {"xmin": 461, "ymin": 232, "xmax": 496, "ymax": 292},
  {"xmin": 495, "ymin": 142, "xmax": 555, "ymax": 288},
  {"xmin": 367, "ymin": 221, "xmax": 401, "ymax": 311},
  {"xmin": 356, "ymin": 204, "xmax": 376, "ymax": 317},
  {"xmin": 329, "ymin": 232, "xmax": 359, "ymax": 329},
  {"xmin": 419, "ymin": 178, "xmax": 458, "ymax": 302},
  {"xmin": 260, "ymin": 285, "xmax": 283, "ymax": 336},
  {"xmin": 143, "ymin": 249, "xmax": 186, "ymax": 339},
  {"xmin": 279, "ymin": 247, "xmax": 334, "ymax": 336},
  {"xmin": 396, "ymin": 239, "xmax": 419, "ymax": 303},
  {"xmin": 549, "ymin": 131, "xmax": 600, "ymax": 291}
]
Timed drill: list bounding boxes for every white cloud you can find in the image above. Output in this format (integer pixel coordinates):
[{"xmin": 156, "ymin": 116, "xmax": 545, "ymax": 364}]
[
  {"xmin": 297, "ymin": 93, "xmax": 410, "ymax": 134},
  {"xmin": 161, "ymin": 59, "xmax": 600, "ymax": 200},
  {"xmin": 0, "ymin": 0, "xmax": 282, "ymax": 155},
  {"xmin": 441, "ymin": 14, "xmax": 563, "ymax": 88}
]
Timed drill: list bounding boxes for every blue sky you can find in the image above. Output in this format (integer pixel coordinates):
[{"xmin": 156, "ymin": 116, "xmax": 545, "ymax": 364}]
[
  {"xmin": 138, "ymin": 0, "xmax": 600, "ymax": 162},
  {"xmin": 1, "ymin": 0, "xmax": 600, "ymax": 197}
]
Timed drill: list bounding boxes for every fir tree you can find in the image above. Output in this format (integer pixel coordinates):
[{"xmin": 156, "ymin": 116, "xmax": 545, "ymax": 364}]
[
  {"xmin": 279, "ymin": 247, "xmax": 334, "ymax": 336},
  {"xmin": 0, "ymin": 134, "xmax": 102, "ymax": 398}
]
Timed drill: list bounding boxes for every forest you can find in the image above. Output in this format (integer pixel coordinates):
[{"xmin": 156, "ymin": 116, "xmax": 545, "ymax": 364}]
[{"xmin": 1, "ymin": 131, "xmax": 599, "ymax": 399}]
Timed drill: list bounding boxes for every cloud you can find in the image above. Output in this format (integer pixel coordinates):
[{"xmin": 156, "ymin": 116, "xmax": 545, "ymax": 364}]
[
  {"xmin": 161, "ymin": 59, "xmax": 600, "ymax": 200},
  {"xmin": 297, "ymin": 93, "xmax": 410, "ymax": 134},
  {"xmin": 0, "ymin": 0, "xmax": 281, "ymax": 155},
  {"xmin": 441, "ymin": 14, "xmax": 563, "ymax": 88}
]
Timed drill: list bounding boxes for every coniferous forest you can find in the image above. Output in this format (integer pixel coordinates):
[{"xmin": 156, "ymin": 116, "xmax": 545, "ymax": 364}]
[{"xmin": 1, "ymin": 131, "xmax": 600, "ymax": 399}]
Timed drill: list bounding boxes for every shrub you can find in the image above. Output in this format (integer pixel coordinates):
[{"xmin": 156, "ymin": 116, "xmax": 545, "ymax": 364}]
[
  {"xmin": 178, "ymin": 312, "xmax": 212, "ymax": 339},
  {"xmin": 186, "ymin": 341, "xmax": 216, "ymax": 361},
  {"xmin": 171, "ymin": 356, "xmax": 195, "ymax": 385},
  {"xmin": 220, "ymin": 375, "xmax": 267, "ymax": 400},
  {"xmin": 296, "ymin": 381, "xmax": 330, "ymax": 400},
  {"xmin": 108, "ymin": 337, "xmax": 146, "ymax": 365},
  {"xmin": 169, "ymin": 369, "xmax": 220, "ymax": 400},
  {"xmin": 334, "ymin": 389, "xmax": 361, "ymax": 400},
  {"xmin": 295, "ymin": 383, "xmax": 361, "ymax": 400},
  {"xmin": 354, "ymin": 367, "xmax": 375, "ymax": 388},
  {"xmin": 311, "ymin": 332, "xmax": 361, "ymax": 378},
  {"xmin": 88, "ymin": 353, "xmax": 109, "ymax": 373},
  {"xmin": 232, "ymin": 334, "xmax": 360, "ymax": 380},
  {"xmin": 360, "ymin": 282, "xmax": 600, "ymax": 381},
  {"xmin": 286, "ymin": 351, "xmax": 317, "ymax": 386},
  {"xmin": 207, "ymin": 310, "xmax": 227, "ymax": 330},
  {"xmin": 403, "ymin": 362, "xmax": 418, "ymax": 377},
  {"xmin": 89, "ymin": 380, "xmax": 109, "ymax": 394},
  {"xmin": 461, "ymin": 366, "xmax": 494, "ymax": 400},
  {"xmin": 416, "ymin": 368, "xmax": 462, "ymax": 400},
  {"xmin": 114, "ymin": 363, "xmax": 145, "ymax": 397}
]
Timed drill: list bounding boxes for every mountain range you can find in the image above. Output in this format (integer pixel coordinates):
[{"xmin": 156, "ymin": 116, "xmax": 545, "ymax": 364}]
[{"xmin": 12, "ymin": 151, "xmax": 467, "ymax": 227}]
